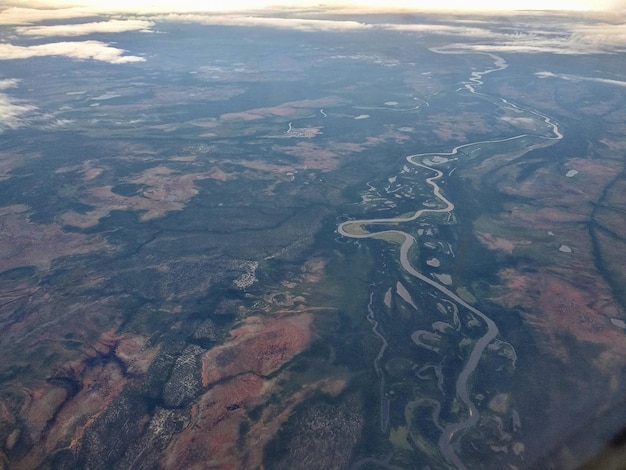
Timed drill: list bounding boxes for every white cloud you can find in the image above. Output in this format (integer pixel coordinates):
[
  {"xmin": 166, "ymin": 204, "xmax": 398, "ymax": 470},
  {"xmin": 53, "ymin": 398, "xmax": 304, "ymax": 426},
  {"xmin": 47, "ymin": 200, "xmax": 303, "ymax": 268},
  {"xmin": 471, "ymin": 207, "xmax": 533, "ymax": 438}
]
[
  {"xmin": 0, "ymin": 7, "xmax": 93, "ymax": 25},
  {"xmin": 16, "ymin": 19, "xmax": 154, "ymax": 36},
  {"xmin": 380, "ymin": 23, "xmax": 493, "ymax": 36},
  {"xmin": 0, "ymin": 0, "xmax": 622, "ymax": 18},
  {"xmin": 536, "ymin": 70, "xmax": 626, "ymax": 87},
  {"xmin": 568, "ymin": 21, "xmax": 626, "ymax": 49},
  {"xmin": 0, "ymin": 78, "xmax": 21, "ymax": 90},
  {"xmin": 0, "ymin": 79, "xmax": 36, "ymax": 129},
  {"xmin": 154, "ymin": 13, "xmax": 626, "ymax": 53},
  {"xmin": 0, "ymin": 41, "xmax": 145, "ymax": 63},
  {"xmin": 155, "ymin": 13, "xmax": 370, "ymax": 31},
  {"xmin": 429, "ymin": 19, "xmax": 626, "ymax": 54},
  {"xmin": 356, "ymin": 11, "xmax": 625, "ymax": 54},
  {"xmin": 0, "ymin": 1, "xmax": 624, "ymax": 61},
  {"xmin": 439, "ymin": 42, "xmax": 593, "ymax": 54}
]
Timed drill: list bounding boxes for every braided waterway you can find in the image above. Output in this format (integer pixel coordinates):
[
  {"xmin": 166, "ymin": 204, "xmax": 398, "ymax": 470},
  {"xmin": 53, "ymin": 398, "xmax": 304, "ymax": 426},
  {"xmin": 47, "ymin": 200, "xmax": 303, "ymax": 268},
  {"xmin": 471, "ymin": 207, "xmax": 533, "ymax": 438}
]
[{"xmin": 340, "ymin": 50, "xmax": 562, "ymax": 468}]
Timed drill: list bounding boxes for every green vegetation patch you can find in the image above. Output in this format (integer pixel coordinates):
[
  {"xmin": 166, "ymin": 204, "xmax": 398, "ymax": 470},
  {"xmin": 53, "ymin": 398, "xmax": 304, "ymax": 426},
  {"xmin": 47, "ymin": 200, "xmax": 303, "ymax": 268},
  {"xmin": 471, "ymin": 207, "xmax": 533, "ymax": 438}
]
[
  {"xmin": 372, "ymin": 231, "xmax": 406, "ymax": 245},
  {"xmin": 389, "ymin": 426, "xmax": 413, "ymax": 451},
  {"xmin": 457, "ymin": 286, "xmax": 477, "ymax": 304}
]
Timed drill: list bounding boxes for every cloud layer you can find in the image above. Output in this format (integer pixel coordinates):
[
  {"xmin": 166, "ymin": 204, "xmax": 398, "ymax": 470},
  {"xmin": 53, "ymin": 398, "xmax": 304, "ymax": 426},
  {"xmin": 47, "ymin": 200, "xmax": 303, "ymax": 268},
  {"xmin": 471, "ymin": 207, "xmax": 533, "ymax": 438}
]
[
  {"xmin": 155, "ymin": 13, "xmax": 370, "ymax": 31},
  {"xmin": 151, "ymin": 13, "xmax": 626, "ymax": 54},
  {"xmin": 0, "ymin": 41, "xmax": 145, "ymax": 63},
  {"xmin": 0, "ymin": 7, "xmax": 93, "ymax": 25},
  {"xmin": 536, "ymin": 70, "xmax": 626, "ymax": 87},
  {"xmin": 16, "ymin": 19, "xmax": 154, "ymax": 36},
  {"xmin": 0, "ymin": 79, "xmax": 36, "ymax": 129},
  {"xmin": 0, "ymin": 0, "xmax": 620, "ymax": 14},
  {"xmin": 0, "ymin": 0, "xmax": 624, "ymax": 68}
]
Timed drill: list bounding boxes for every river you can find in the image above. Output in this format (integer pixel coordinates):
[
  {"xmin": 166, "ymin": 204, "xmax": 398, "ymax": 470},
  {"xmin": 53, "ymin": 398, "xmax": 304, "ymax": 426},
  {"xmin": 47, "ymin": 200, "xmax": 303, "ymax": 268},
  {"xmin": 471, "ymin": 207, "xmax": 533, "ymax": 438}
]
[{"xmin": 340, "ymin": 50, "xmax": 563, "ymax": 468}]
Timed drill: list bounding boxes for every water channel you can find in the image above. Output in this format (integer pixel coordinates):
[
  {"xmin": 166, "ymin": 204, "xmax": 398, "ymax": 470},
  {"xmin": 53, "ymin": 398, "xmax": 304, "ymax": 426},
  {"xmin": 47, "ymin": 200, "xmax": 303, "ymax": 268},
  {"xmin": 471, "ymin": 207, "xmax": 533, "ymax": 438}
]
[{"xmin": 340, "ymin": 50, "xmax": 562, "ymax": 468}]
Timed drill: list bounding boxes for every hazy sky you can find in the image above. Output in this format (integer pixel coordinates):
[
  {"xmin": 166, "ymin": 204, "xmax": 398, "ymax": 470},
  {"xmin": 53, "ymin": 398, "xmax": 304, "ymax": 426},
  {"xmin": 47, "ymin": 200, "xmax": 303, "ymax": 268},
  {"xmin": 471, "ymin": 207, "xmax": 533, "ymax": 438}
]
[{"xmin": 1, "ymin": 0, "xmax": 622, "ymax": 12}]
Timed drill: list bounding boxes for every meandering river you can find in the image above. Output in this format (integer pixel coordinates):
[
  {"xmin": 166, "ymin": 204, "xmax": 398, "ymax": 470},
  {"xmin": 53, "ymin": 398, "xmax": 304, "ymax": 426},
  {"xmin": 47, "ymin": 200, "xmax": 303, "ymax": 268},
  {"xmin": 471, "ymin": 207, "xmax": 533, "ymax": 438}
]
[{"xmin": 340, "ymin": 50, "xmax": 562, "ymax": 469}]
